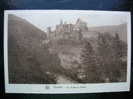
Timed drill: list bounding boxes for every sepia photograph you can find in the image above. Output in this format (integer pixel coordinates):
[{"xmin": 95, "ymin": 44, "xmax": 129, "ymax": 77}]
[{"xmin": 4, "ymin": 10, "xmax": 131, "ymax": 93}]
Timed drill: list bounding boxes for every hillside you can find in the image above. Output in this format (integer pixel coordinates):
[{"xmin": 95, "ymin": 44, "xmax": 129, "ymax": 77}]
[
  {"xmin": 8, "ymin": 14, "xmax": 62, "ymax": 84},
  {"xmin": 88, "ymin": 24, "xmax": 127, "ymax": 42}
]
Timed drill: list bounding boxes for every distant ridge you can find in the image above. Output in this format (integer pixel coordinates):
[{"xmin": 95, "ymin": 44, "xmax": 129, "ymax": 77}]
[{"xmin": 88, "ymin": 24, "xmax": 127, "ymax": 42}]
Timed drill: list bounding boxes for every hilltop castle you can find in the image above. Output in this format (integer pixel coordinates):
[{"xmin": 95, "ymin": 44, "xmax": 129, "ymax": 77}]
[{"xmin": 46, "ymin": 18, "xmax": 88, "ymax": 41}]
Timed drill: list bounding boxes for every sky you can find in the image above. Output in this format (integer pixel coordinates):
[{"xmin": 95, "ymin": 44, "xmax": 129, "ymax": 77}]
[{"xmin": 8, "ymin": 10, "xmax": 129, "ymax": 32}]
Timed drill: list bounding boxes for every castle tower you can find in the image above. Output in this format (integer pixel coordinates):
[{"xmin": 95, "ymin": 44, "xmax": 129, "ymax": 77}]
[{"xmin": 75, "ymin": 18, "xmax": 88, "ymax": 32}]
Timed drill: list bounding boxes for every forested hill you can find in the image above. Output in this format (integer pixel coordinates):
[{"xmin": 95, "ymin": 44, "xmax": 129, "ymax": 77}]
[
  {"xmin": 88, "ymin": 24, "xmax": 127, "ymax": 42},
  {"xmin": 8, "ymin": 14, "xmax": 62, "ymax": 84}
]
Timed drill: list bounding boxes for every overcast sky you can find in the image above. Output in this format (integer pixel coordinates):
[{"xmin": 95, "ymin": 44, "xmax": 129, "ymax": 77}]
[{"xmin": 8, "ymin": 10, "xmax": 129, "ymax": 32}]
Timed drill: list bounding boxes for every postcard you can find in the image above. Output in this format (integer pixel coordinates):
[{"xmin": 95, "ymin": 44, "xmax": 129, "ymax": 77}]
[{"xmin": 4, "ymin": 10, "xmax": 131, "ymax": 93}]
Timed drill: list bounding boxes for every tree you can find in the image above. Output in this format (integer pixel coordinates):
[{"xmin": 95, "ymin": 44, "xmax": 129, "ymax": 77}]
[
  {"xmin": 96, "ymin": 33, "xmax": 127, "ymax": 82},
  {"xmin": 81, "ymin": 41, "xmax": 100, "ymax": 83},
  {"xmin": 111, "ymin": 33, "xmax": 127, "ymax": 81}
]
